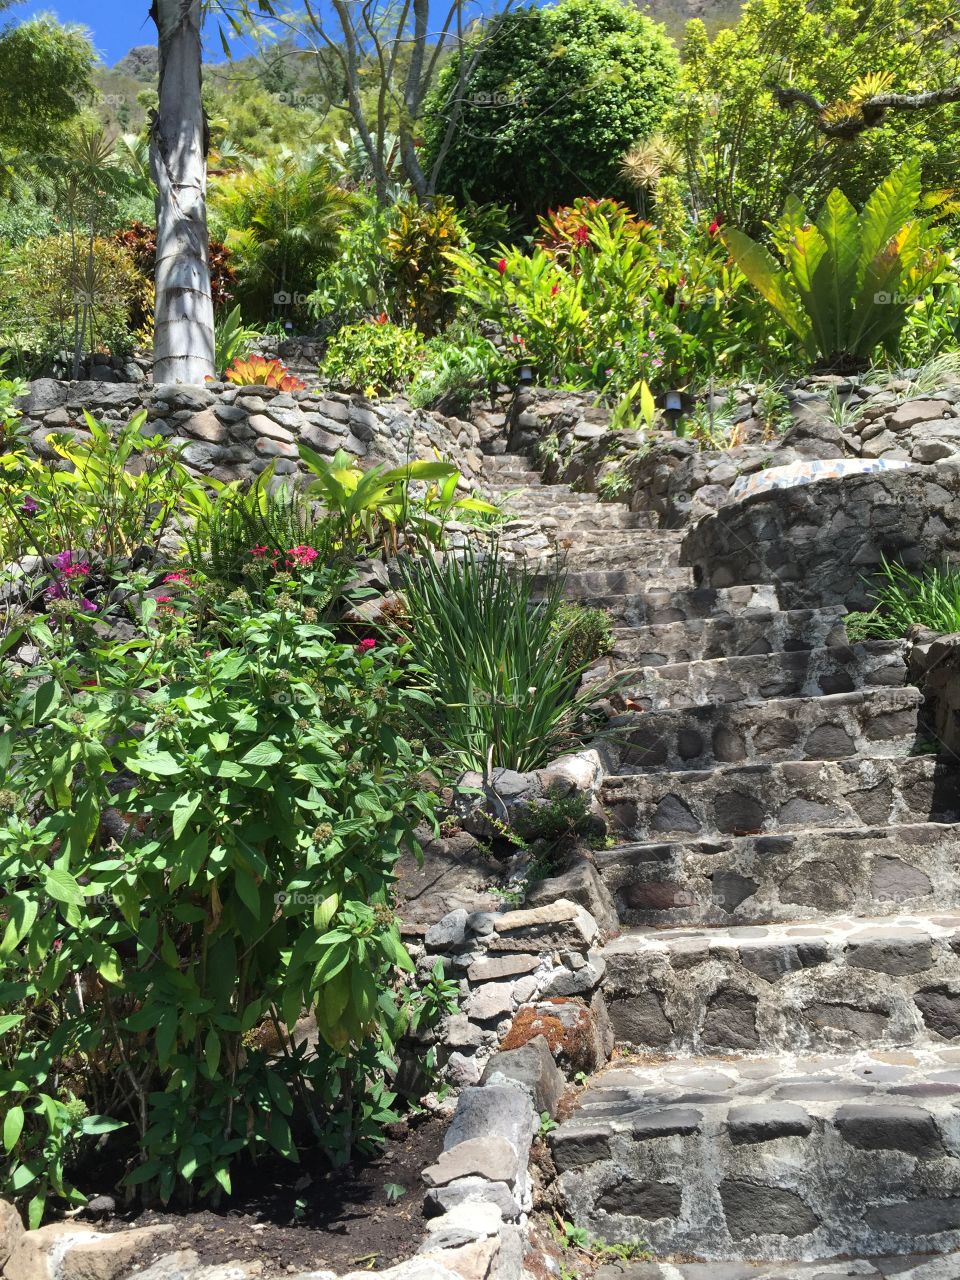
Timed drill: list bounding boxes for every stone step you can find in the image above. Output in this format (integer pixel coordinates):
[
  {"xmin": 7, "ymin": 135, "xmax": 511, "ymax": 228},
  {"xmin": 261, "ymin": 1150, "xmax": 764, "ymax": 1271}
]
[
  {"xmin": 548, "ymin": 565, "xmax": 697, "ymax": 599},
  {"xmin": 552, "ymin": 542, "xmax": 685, "ymax": 574},
  {"xmin": 488, "ymin": 483, "xmax": 596, "ymax": 505},
  {"xmin": 597, "ymin": 821, "xmax": 960, "ymax": 927},
  {"xmin": 484, "ymin": 453, "xmax": 536, "ymax": 471},
  {"xmin": 600, "ymin": 911, "xmax": 960, "ymax": 1055},
  {"xmin": 601, "ymin": 756, "xmax": 960, "ymax": 841},
  {"xmin": 609, "ymin": 607, "xmax": 848, "ymax": 667},
  {"xmin": 582, "ymin": 583, "xmax": 782, "ymax": 626},
  {"xmin": 592, "ymin": 641, "xmax": 908, "ymax": 712},
  {"xmin": 504, "ymin": 504, "xmax": 652, "ymax": 530},
  {"xmin": 549, "ymin": 1046, "xmax": 960, "ymax": 1263},
  {"xmin": 486, "ymin": 470, "xmax": 542, "ymax": 485},
  {"xmin": 593, "ymin": 1255, "xmax": 960, "ymax": 1280},
  {"xmin": 604, "ymin": 687, "xmax": 923, "ymax": 772}
]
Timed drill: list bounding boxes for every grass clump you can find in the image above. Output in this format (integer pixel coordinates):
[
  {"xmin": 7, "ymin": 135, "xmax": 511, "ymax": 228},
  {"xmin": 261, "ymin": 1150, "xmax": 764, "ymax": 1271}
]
[{"xmin": 846, "ymin": 556, "xmax": 960, "ymax": 640}]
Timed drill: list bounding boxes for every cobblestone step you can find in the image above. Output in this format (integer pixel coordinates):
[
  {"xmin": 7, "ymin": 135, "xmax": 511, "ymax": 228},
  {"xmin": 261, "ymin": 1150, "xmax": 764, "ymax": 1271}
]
[
  {"xmin": 609, "ymin": 607, "xmax": 848, "ymax": 667},
  {"xmin": 549, "ymin": 1047, "xmax": 960, "ymax": 1263},
  {"xmin": 504, "ymin": 503, "xmax": 654, "ymax": 530},
  {"xmin": 580, "ymin": 583, "xmax": 783, "ymax": 626},
  {"xmin": 603, "ymin": 687, "xmax": 923, "ymax": 772},
  {"xmin": 601, "ymin": 912, "xmax": 960, "ymax": 1055},
  {"xmin": 488, "ymin": 482, "xmax": 596, "ymax": 505},
  {"xmin": 594, "ymin": 1255, "xmax": 960, "ymax": 1279},
  {"xmin": 596, "ymin": 822, "xmax": 960, "ymax": 927},
  {"xmin": 593, "ymin": 641, "xmax": 908, "ymax": 711},
  {"xmin": 542, "ymin": 565, "xmax": 697, "ymax": 598},
  {"xmin": 556, "ymin": 542, "xmax": 686, "ymax": 574},
  {"xmin": 601, "ymin": 756, "xmax": 960, "ymax": 841}
]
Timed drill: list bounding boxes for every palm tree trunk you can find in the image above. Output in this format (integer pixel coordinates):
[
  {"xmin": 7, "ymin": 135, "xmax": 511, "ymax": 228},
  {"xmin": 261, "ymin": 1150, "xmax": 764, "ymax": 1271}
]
[{"xmin": 150, "ymin": 0, "xmax": 215, "ymax": 385}]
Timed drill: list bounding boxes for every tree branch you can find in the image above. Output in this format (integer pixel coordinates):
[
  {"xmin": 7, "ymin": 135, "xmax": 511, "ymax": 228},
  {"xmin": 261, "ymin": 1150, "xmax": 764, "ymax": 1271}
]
[{"xmin": 774, "ymin": 83, "xmax": 960, "ymax": 138}]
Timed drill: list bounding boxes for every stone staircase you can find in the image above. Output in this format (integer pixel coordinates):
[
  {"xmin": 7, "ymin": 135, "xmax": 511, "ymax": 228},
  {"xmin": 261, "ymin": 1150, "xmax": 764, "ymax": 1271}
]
[{"xmin": 483, "ymin": 452, "xmax": 960, "ymax": 1275}]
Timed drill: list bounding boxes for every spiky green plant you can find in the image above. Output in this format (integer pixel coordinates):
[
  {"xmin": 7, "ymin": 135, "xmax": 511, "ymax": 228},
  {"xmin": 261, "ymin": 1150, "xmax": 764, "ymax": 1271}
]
[
  {"xmin": 398, "ymin": 545, "xmax": 616, "ymax": 773},
  {"xmin": 846, "ymin": 556, "xmax": 960, "ymax": 640}
]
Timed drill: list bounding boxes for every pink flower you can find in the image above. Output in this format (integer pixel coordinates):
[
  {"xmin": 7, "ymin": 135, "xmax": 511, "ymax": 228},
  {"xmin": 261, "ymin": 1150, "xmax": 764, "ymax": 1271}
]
[
  {"xmin": 163, "ymin": 571, "xmax": 192, "ymax": 585},
  {"xmin": 52, "ymin": 939, "xmax": 63, "ymax": 953},
  {"xmin": 285, "ymin": 545, "xmax": 319, "ymax": 569},
  {"xmin": 356, "ymin": 638, "xmax": 376, "ymax": 654},
  {"xmin": 496, "ymin": 258, "xmax": 507, "ymax": 275},
  {"xmin": 80, "ymin": 599, "xmax": 97, "ymax": 613},
  {"xmin": 250, "ymin": 545, "xmax": 270, "ymax": 559},
  {"xmin": 155, "ymin": 595, "xmax": 174, "ymax": 603},
  {"xmin": 63, "ymin": 562, "xmax": 90, "ymax": 579}
]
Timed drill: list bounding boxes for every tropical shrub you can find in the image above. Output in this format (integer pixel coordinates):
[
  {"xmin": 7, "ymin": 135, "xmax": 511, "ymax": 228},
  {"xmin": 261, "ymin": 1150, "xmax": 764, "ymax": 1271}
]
[
  {"xmin": 309, "ymin": 205, "xmax": 394, "ymax": 330},
  {"xmin": 673, "ymin": 0, "xmax": 960, "ymax": 238},
  {"xmin": 0, "ymin": 573, "xmax": 438, "ymax": 1217},
  {"xmin": 211, "ymin": 152, "xmax": 360, "ymax": 323},
  {"xmin": 0, "ymin": 413, "xmax": 205, "ymax": 584},
  {"xmin": 551, "ymin": 602, "xmax": 615, "ymax": 674},
  {"xmin": 398, "ymin": 545, "xmax": 612, "ymax": 772},
  {"xmin": 223, "ymin": 354, "xmax": 306, "ymax": 390},
  {"xmin": 422, "ymin": 0, "xmax": 680, "ymax": 223},
  {"xmin": 183, "ymin": 467, "xmax": 345, "ymax": 595},
  {"xmin": 297, "ymin": 446, "xmax": 496, "ymax": 553},
  {"xmin": 383, "ymin": 197, "xmax": 466, "ymax": 336},
  {"xmin": 408, "ymin": 328, "xmax": 505, "ymax": 412},
  {"xmin": 0, "ymin": 364, "xmax": 27, "ymax": 447},
  {"xmin": 723, "ymin": 162, "xmax": 949, "ymax": 373},
  {"xmin": 0, "ymin": 234, "xmax": 139, "ymax": 364},
  {"xmin": 846, "ymin": 558, "xmax": 960, "ymax": 640},
  {"xmin": 320, "ymin": 319, "xmax": 425, "ymax": 396},
  {"xmin": 213, "ymin": 306, "xmax": 261, "ymax": 377}
]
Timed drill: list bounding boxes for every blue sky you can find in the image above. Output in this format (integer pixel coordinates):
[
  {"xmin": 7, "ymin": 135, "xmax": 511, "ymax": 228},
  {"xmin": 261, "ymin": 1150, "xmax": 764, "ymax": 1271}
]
[{"xmin": 7, "ymin": 1, "xmax": 222, "ymax": 66}]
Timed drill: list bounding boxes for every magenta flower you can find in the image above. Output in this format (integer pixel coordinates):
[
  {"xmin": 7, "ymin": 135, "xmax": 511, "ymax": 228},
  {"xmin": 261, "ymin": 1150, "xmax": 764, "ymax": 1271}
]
[
  {"xmin": 22, "ymin": 495, "xmax": 38, "ymax": 516},
  {"xmin": 80, "ymin": 599, "xmax": 97, "ymax": 613},
  {"xmin": 356, "ymin": 638, "xmax": 376, "ymax": 654}
]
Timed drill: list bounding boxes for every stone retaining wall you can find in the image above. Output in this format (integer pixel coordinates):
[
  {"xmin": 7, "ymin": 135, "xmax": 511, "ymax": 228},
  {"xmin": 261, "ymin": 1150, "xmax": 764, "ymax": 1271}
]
[
  {"xmin": 680, "ymin": 464, "xmax": 960, "ymax": 610},
  {"xmin": 14, "ymin": 379, "xmax": 487, "ymax": 489}
]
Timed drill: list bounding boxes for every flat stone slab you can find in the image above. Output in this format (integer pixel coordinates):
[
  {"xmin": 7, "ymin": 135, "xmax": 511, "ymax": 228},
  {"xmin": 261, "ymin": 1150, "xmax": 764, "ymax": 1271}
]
[{"xmin": 550, "ymin": 1048, "xmax": 960, "ymax": 1262}]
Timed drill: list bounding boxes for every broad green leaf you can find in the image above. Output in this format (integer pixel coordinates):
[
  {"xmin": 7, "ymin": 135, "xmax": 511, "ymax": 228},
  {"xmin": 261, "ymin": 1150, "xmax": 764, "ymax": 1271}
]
[
  {"xmin": 857, "ymin": 159, "xmax": 922, "ymax": 286},
  {"xmin": 239, "ymin": 742, "xmax": 283, "ymax": 767},
  {"xmin": 3, "ymin": 1105, "xmax": 24, "ymax": 1151},
  {"xmin": 44, "ymin": 867, "xmax": 85, "ymax": 906},
  {"xmin": 204, "ymin": 1029, "xmax": 221, "ymax": 1077},
  {"xmin": 722, "ymin": 228, "xmax": 814, "ymax": 353}
]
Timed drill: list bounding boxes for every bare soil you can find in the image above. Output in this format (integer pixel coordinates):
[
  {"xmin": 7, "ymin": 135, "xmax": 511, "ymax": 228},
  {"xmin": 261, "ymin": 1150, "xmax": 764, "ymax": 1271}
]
[{"xmin": 106, "ymin": 1114, "xmax": 446, "ymax": 1275}]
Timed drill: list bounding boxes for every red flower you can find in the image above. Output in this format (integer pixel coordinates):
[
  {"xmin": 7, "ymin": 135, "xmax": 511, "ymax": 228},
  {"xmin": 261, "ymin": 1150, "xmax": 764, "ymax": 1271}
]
[
  {"xmin": 156, "ymin": 595, "xmax": 173, "ymax": 603},
  {"xmin": 250, "ymin": 545, "xmax": 270, "ymax": 558},
  {"xmin": 356, "ymin": 638, "xmax": 377, "ymax": 654},
  {"xmin": 374, "ymin": 312, "xmax": 388, "ymax": 324},
  {"xmin": 496, "ymin": 258, "xmax": 507, "ymax": 275},
  {"xmin": 574, "ymin": 225, "xmax": 590, "ymax": 247},
  {"xmin": 551, "ymin": 283, "xmax": 559, "ymax": 297},
  {"xmin": 708, "ymin": 218, "xmax": 723, "ymax": 236},
  {"xmin": 163, "ymin": 571, "xmax": 192, "ymax": 585}
]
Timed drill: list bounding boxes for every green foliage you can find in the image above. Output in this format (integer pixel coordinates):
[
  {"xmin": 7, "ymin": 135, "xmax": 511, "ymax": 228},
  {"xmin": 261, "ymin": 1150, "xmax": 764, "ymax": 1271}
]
[
  {"xmin": 214, "ymin": 306, "xmax": 262, "ymax": 377},
  {"xmin": 0, "ymin": 413, "xmax": 204, "ymax": 578},
  {"xmin": 184, "ymin": 467, "xmax": 344, "ymax": 595},
  {"xmin": 511, "ymin": 785, "xmax": 597, "ymax": 847},
  {"xmin": 408, "ymin": 329, "xmax": 505, "ymax": 412},
  {"xmin": 297, "ymin": 446, "xmax": 497, "ymax": 553},
  {"xmin": 551, "ymin": 602, "xmax": 615, "ymax": 674},
  {"xmin": 398, "ymin": 545, "xmax": 612, "ymax": 773},
  {"xmin": 0, "ymin": 16, "xmax": 95, "ymax": 184},
  {"xmin": 211, "ymin": 152, "xmax": 360, "ymax": 324},
  {"xmin": 673, "ymin": 0, "xmax": 960, "ymax": 238},
  {"xmin": 0, "ymin": 573, "xmax": 437, "ymax": 1215},
  {"xmin": 723, "ymin": 162, "xmax": 949, "ymax": 371},
  {"xmin": 422, "ymin": 0, "xmax": 680, "ymax": 224},
  {"xmin": 846, "ymin": 558, "xmax": 960, "ymax": 640},
  {"xmin": 0, "ymin": 361, "xmax": 27, "ymax": 446},
  {"xmin": 383, "ymin": 197, "xmax": 466, "ymax": 336},
  {"xmin": 0, "ymin": 233, "xmax": 139, "ymax": 366},
  {"xmin": 310, "ymin": 205, "xmax": 394, "ymax": 328},
  {"xmin": 320, "ymin": 320, "xmax": 426, "ymax": 396}
]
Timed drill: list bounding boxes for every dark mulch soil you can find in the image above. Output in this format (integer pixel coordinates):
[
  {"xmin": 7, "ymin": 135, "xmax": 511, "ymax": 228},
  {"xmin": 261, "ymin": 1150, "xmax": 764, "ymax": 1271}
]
[{"xmin": 102, "ymin": 1114, "xmax": 445, "ymax": 1275}]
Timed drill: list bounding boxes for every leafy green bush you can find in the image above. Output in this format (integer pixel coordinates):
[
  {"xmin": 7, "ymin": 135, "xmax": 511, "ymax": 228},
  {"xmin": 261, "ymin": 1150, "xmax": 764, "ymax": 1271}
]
[
  {"xmin": 398, "ymin": 545, "xmax": 611, "ymax": 772},
  {"xmin": 0, "ymin": 413, "xmax": 205, "ymax": 581},
  {"xmin": 0, "ymin": 234, "xmax": 139, "ymax": 363},
  {"xmin": 846, "ymin": 558, "xmax": 960, "ymax": 640},
  {"xmin": 0, "ymin": 574, "xmax": 437, "ymax": 1218},
  {"xmin": 320, "ymin": 319, "xmax": 426, "ymax": 396},
  {"xmin": 408, "ymin": 329, "xmax": 505, "ymax": 412},
  {"xmin": 673, "ymin": 0, "xmax": 960, "ymax": 240},
  {"xmin": 723, "ymin": 161, "xmax": 949, "ymax": 373},
  {"xmin": 551, "ymin": 602, "xmax": 615, "ymax": 674},
  {"xmin": 422, "ymin": 0, "xmax": 680, "ymax": 224}
]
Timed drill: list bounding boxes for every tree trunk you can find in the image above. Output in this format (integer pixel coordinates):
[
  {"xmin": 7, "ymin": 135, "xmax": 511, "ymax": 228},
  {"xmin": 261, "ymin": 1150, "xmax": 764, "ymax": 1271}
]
[{"xmin": 150, "ymin": 0, "xmax": 214, "ymax": 385}]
